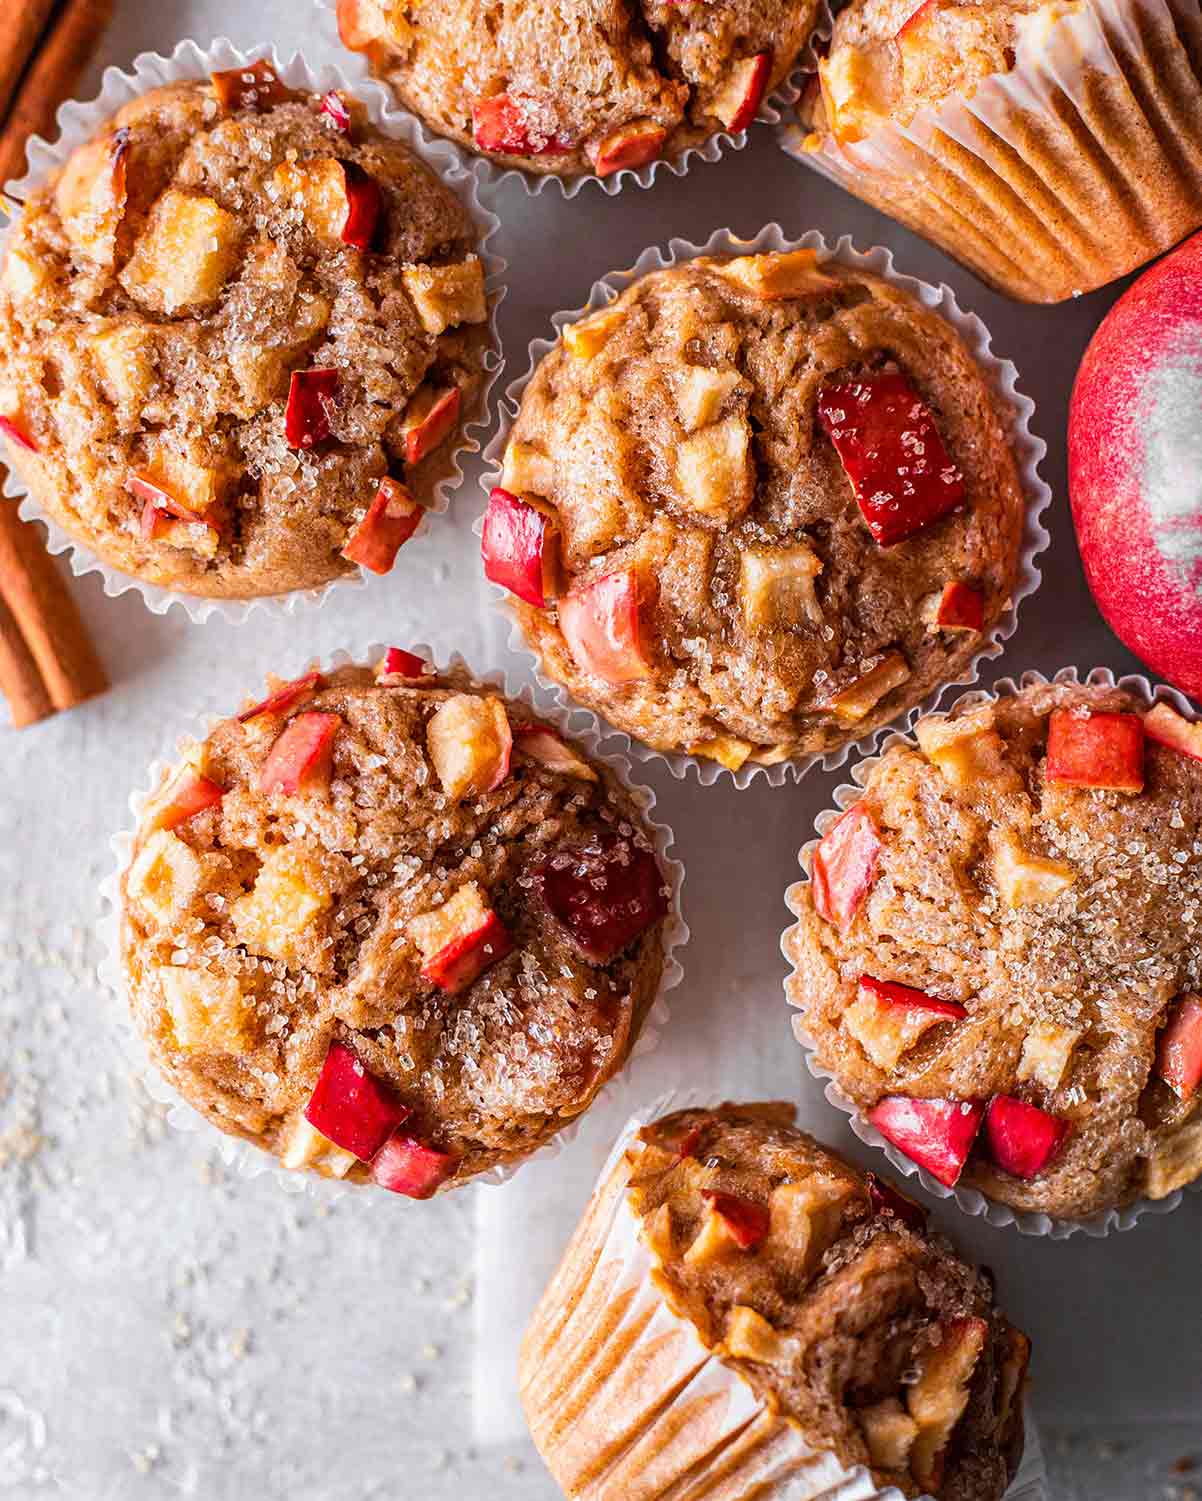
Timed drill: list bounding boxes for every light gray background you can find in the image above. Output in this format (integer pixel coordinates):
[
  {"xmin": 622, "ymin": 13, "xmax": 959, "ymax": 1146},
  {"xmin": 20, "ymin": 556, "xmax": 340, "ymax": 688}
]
[{"xmin": 1, "ymin": 2, "xmax": 1199, "ymax": 1497}]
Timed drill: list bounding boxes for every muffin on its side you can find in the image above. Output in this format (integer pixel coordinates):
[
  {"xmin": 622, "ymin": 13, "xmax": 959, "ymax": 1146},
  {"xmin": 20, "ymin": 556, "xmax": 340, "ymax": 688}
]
[
  {"xmin": 521, "ymin": 1102, "xmax": 1029, "ymax": 1501},
  {"xmin": 0, "ymin": 62, "xmax": 492, "ymax": 600},
  {"xmin": 119, "ymin": 656, "xmax": 673, "ymax": 1194},
  {"xmin": 785, "ymin": 678, "xmax": 1202, "ymax": 1220},
  {"xmin": 484, "ymin": 249, "xmax": 1027, "ymax": 772},
  {"xmin": 336, "ymin": 0, "xmax": 821, "ymax": 178}
]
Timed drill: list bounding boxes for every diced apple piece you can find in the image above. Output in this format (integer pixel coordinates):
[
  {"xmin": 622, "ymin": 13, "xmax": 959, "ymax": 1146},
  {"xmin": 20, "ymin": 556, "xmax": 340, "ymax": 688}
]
[
  {"xmin": 285, "ymin": 367, "xmax": 339, "ymax": 448},
  {"xmin": 1016, "ymin": 1020, "xmax": 1080, "ymax": 1092},
  {"xmin": 513, "ymin": 722, "xmax": 597, "ymax": 781},
  {"xmin": 1155, "ymin": 995, "xmax": 1202, "ymax": 1103},
  {"xmin": 1045, "ymin": 707, "xmax": 1145, "ymax": 793},
  {"xmin": 0, "ymin": 414, "xmax": 37, "ymax": 453},
  {"xmin": 676, "ymin": 367, "xmax": 743, "ymax": 432},
  {"xmin": 279, "ymin": 1114, "xmax": 358, "ymax": 1178},
  {"xmin": 984, "ymin": 1095, "xmax": 1068, "ymax": 1180},
  {"xmin": 826, "ymin": 651, "xmax": 911, "ymax": 723},
  {"xmin": 711, "ymin": 52, "xmax": 772, "ymax": 133},
  {"xmin": 336, "ymin": 0, "xmax": 386, "ymax": 50},
  {"xmin": 320, "ymin": 89, "xmax": 353, "ymax": 133},
  {"xmin": 1146, "ymin": 1118, "xmax": 1202, "ymax": 1199},
  {"xmin": 140, "ymin": 503, "xmax": 220, "ymax": 558},
  {"xmin": 811, "ymin": 802, "xmax": 882, "ymax": 932},
  {"xmin": 725, "ymin": 1306, "xmax": 793, "ymax": 1364},
  {"xmin": 991, "ymin": 829, "xmax": 1075, "ymax": 907},
  {"xmin": 685, "ymin": 1190, "xmax": 769, "ymax": 1263},
  {"xmin": 144, "ymin": 767, "xmax": 224, "ymax": 834},
  {"xmin": 129, "ymin": 439, "xmax": 226, "ymax": 521},
  {"xmin": 587, "ymin": 119, "xmax": 668, "ymax": 177},
  {"xmin": 1144, "ymin": 701, "xmax": 1202, "ymax": 762},
  {"xmin": 818, "ymin": 372, "xmax": 965, "ymax": 547},
  {"xmin": 741, "ymin": 546, "xmax": 825, "ymax": 630},
  {"xmin": 372, "ymin": 1132, "xmax": 459, "ymax": 1197},
  {"xmin": 558, "ymin": 568, "xmax": 653, "ymax": 685},
  {"xmin": 859, "ymin": 1399, "xmax": 919, "ymax": 1472},
  {"xmin": 3, "ymin": 244, "xmax": 51, "ymax": 303},
  {"xmin": 210, "ymin": 58, "xmax": 298, "ymax": 113},
  {"xmin": 896, "ymin": 0, "xmax": 939, "ymax": 38},
  {"xmin": 237, "ymin": 671, "xmax": 321, "ymax": 724},
  {"xmin": 693, "ymin": 734, "xmax": 754, "ymax": 772},
  {"xmin": 126, "ymin": 829, "xmax": 202, "ymax": 926},
  {"xmin": 767, "ymin": 1178, "xmax": 854, "ymax": 1278},
  {"xmin": 718, "ymin": 249, "xmax": 839, "ymax": 300},
  {"xmin": 270, "ymin": 157, "xmax": 381, "ymax": 250},
  {"xmin": 376, "ymin": 647, "xmax": 432, "ymax": 682},
  {"xmin": 639, "ymin": 1202, "xmax": 676, "ymax": 1261},
  {"xmin": 675, "ymin": 415, "xmax": 755, "ymax": 524},
  {"xmin": 259, "ymin": 711, "xmax": 341, "ymax": 796},
  {"xmin": 230, "ymin": 846, "xmax": 331, "ymax": 967},
  {"xmin": 54, "ymin": 127, "xmax": 129, "ymax": 267},
  {"xmin": 341, "ymin": 477, "xmax": 422, "ymax": 574},
  {"xmin": 818, "ymin": 45, "xmax": 896, "ymax": 145},
  {"xmin": 426, "ymin": 693, "xmax": 511, "ymax": 799},
  {"xmin": 89, "ymin": 324, "xmax": 157, "ymax": 410},
  {"xmin": 304, "ymin": 1040, "xmax": 409, "ymax": 1161},
  {"xmin": 563, "ymin": 305, "xmax": 624, "ymax": 361},
  {"xmin": 867, "ymin": 1096, "xmax": 985, "ymax": 1187},
  {"xmin": 536, "ymin": 833, "xmax": 667, "ymax": 962},
  {"xmin": 401, "ymin": 384, "xmax": 461, "ymax": 466},
  {"xmin": 844, "ymin": 975, "xmax": 966, "ymax": 1071},
  {"xmin": 402, "ymin": 257, "xmax": 487, "ymax": 335},
  {"xmin": 865, "ymin": 1170, "xmax": 927, "ymax": 1231},
  {"xmin": 471, "ymin": 93, "xmax": 571, "ymax": 157},
  {"xmin": 481, "ymin": 486, "xmax": 560, "ymax": 607},
  {"xmin": 915, "ymin": 712, "xmax": 1021, "ymax": 793},
  {"xmin": 159, "ymin": 967, "xmax": 253, "ymax": 1053},
  {"xmin": 409, "ymin": 882, "xmax": 514, "ymax": 993},
  {"xmin": 501, "ymin": 440, "xmax": 555, "ymax": 497},
  {"xmin": 907, "ymin": 1318, "xmax": 988, "ymax": 1491},
  {"xmin": 923, "ymin": 580, "xmax": 984, "ymax": 632},
  {"xmin": 120, "ymin": 190, "xmax": 241, "ymax": 313}
]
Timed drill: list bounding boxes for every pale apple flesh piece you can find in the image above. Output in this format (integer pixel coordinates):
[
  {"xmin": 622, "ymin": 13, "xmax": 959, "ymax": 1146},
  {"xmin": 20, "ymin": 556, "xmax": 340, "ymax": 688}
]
[
  {"xmin": 740, "ymin": 544, "xmax": 823, "ymax": 630},
  {"xmin": 563, "ymin": 305, "xmax": 625, "ymax": 360},
  {"xmin": 724, "ymin": 1306, "xmax": 796, "ymax": 1364},
  {"xmin": 676, "ymin": 366, "xmax": 743, "ymax": 432},
  {"xmin": 120, "ymin": 190, "xmax": 242, "ymax": 313},
  {"xmin": 230, "ymin": 846, "xmax": 332, "ymax": 968},
  {"xmin": 512, "ymin": 722, "xmax": 597, "ymax": 781},
  {"xmin": 269, "ymin": 156, "xmax": 381, "ymax": 250},
  {"xmin": 675, "ymin": 415, "xmax": 755, "ymax": 524},
  {"xmin": 126, "ymin": 829, "xmax": 203, "ymax": 926},
  {"xmin": 692, "ymin": 733, "xmax": 755, "ymax": 772},
  {"xmin": 54, "ymin": 127, "xmax": 130, "ymax": 267},
  {"xmin": 906, "ymin": 1317, "xmax": 988, "ymax": 1490},
  {"xmin": 426, "ymin": 694, "xmax": 512, "ymax": 799},
  {"xmin": 280, "ymin": 1114, "xmax": 358, "ymax": 1178},
  {"xmin": 915, "ymin": 711, "xmax": 1024, "ymax": 794},
  {"xmin": 825, "ymin": 651, "xmax": 911, "ymax": 723},
  {"xmin": 159, "ymin": 967, "xmax": 253, "ymax": 1053},
  {"xmin": 1144, "ymin": 701, "xmax": 1202, "ymax": 761},
  {"xmin": 402, "ymin": 257, "xmax": 487, "ymax": 335},
  {"xmin": 717, "ymin": 249, "xmax": 839, "ymax": 300},
  {"xmin": 408, "ymin": 881, "xmax": 514, "ymax": 993},
  {"xmin": 1016, "ymin": 1020, "xmax": 1080, "ymax": 1092},
  {"xmin": 710, "ymin": 52, "xmax": 772, "ymax": 133},
  {"xmin": 991, "ymin": 828, "xmax": 1075, "ymax": 906}
]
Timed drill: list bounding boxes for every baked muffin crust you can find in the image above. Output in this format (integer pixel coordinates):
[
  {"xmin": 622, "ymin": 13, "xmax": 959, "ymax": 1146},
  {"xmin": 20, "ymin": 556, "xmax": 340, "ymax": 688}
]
[
  {"xmin": 489, "ymin": 251, "xmax": 1025, "ymax": 769},
  {"xmin": 786, "ymin": 680, "xmax": 1202, "ymax": 1218},
  {"xmin": 0, "ymin": 67, "xmax": 491, "ymax": 599},
  {"xmin": 337, "ymin": 0, "xmax": 821, "ymax": 177},
  {"xmin": 119, "ymin": 660, "xmax": 671, "ymax": 1192}
]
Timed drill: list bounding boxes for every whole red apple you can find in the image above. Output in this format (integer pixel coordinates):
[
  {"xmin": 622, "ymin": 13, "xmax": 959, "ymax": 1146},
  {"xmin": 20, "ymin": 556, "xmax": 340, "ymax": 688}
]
[{"xmin": 1069, "ymin": 231, "xmax": 1202, "ymax": 699}]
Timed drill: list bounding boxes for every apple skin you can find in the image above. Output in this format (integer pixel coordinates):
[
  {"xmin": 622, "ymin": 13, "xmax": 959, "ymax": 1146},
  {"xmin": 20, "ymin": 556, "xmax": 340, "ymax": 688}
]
[
  {"xmin": 536, "ymin": 833, "xmax": 667, "ymax": 962},
  {"xmin": 1156, "ymin": 995, "xmax": 1202, "ymax": 1102},
  {"xmin": 1068, "ymin": 231, "xmax": 1202, "ymax": 700},
  {"xmin": 146, "ymin": 767, "xmax": 224, "ymax": 833},
  {"xmin": 588, "ymin": 120, "xmax": 668, "ymax": 178},
  {"xmin": 867, "ymin": 1096, "xmax": 985, "ymax": 1187},
  {"xmin": 699, "ymin": 1189, "xmax": 769, "ymax": 1249},
  {"xmin": 341, "ymin": 477, "xmax": 421, "ymax": 574},
  {"xmin": 558, "ymin": 569, "xmax": 652, "ymax": 685},
  {"xmin": 859, "ymin": 975, "xmax": 966, "ymax": 1020},
  {"xmin": 865, "ymin": 1170, "xmax": 927, "ymax": 1230},
  {"xmin": 304, "ymin": 1041, "xmax": 410, "ymax": 1161},
  {"xmin": 482, "ymin": 487, "xmax": 558, "ymax": 607},
  {"xmin": 0, "ymin": 415, "xmax": 37, "ymax": 453},
  {"xmin": 236, "ymin": 671, "xmax": 321, "ymax": 723},
  {"xmin": 285, "ymin": 367, "xmax": 340, "ymax": 448},
  {"xmin": 1045, "ymin": 708, "xmax": 1145, "ymax": 792},
  {"xmin": 983, "ymin": 1096, "xmax": 1069, "ymax": 1180},
  {"xmin": 321, "ymin": 89, "xmax": 352, "ymax": 133},
  {"xmin": 371, "ymin": 1132, "xmax": 458, "ymax": 1197},
  {"xmin": 811, "ymin": 802, "xmax": 882, "ymax": 933},
  {"xmin": 259, "ymin": 711, "xmax": 341, "ymax": 795},
  {"xmin": 378, "ymin": 647, "xmax": 429, "ymax": 680}
]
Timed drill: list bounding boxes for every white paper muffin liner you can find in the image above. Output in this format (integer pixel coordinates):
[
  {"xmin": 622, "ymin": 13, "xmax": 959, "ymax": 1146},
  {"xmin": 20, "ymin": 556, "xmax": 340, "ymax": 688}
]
[
  {"xmin": 783, "ymin": 665, "xmax": 1202, "ymax": 1239},
  {"xmin": 96, "ymin": 643, "xmax": 689, "ymax": 1200},
  {"xmin": 482, "ymin": 222, "xmax": 1051, "ymax": 787},
  {"xmin": 777, "ymin": 0, "xmax": 1202, "ymax": 302},
  {"xmin": 0, "ymin": 39, "xmax": 506, "ymax": 625},
  {"xmin": 314, "ymin": 0, "xmax": 834, "ymax": 198},
  {"xmin": 521, "ymin": 1101, "xmax": 1047, "ymax": 1501}
]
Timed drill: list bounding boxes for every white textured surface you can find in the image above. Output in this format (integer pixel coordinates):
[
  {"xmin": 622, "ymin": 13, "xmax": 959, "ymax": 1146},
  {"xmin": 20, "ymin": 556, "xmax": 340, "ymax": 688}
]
[{"xmin": 0, "ymin": 2, "xmax": 1198, "ymax": 1499}]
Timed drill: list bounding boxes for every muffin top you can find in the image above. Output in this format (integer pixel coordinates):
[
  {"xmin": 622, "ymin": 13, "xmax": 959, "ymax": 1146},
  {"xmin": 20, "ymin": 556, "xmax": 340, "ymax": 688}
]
[
  {"xmin": 485, "ymin": 250, "xmax": 1025, "ymax": 770},
  {"xmin": 0, "ymin": 63, "xmax": 490, "ymax": 599},
  {"xmin": 338, "ymin": 0, "xmax": 820, "ymax": 177},
  {"xmin": 811, "ymin": 0, "xmax": 1066, "ymax": 144},
  {"xmin": 627, "ymin": 1103, "xmax": 1028, "ymax": 1501},
  {"xmin": 786, "ymin": 680, "xmax": 1202, "ymax": 1219},
  {"xmin": 120, "ymin": 658, "xmax": 671, "ymax": 1194}
]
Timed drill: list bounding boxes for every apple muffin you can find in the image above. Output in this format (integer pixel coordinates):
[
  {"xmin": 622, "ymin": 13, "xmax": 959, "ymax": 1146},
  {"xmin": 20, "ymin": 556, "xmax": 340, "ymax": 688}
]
[
  {"xmin": 785, "ymin": 679, "xmax": 1202, "ymax": 1220},
  {"xmin": 484, "ymin": 250, "xmax": 1026, "ymax": 772},
  {"xmin": 0, "ymin": 61, "xmax": 492, "ymax": 600},
  {"xmin": 336, "ymin": 0, "xmax": 821, "ymax": 178},
  {"xmin": 118, "ymin": 655, "xmax": 674, "ymax": 1194},
  {"xmin": 521, "ymin": 1102, "xmax": 1029, "ymax": 1501}
]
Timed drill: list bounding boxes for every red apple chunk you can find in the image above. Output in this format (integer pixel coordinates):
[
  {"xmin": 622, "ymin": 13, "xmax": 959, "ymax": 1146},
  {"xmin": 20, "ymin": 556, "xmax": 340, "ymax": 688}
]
[
  {"xmin": 402, "ymin": 385, "xmax": 461, "ymax": 466},
  {"xmin": 1156, "ymin": 995, "xmax": 1202, "ymax": 1102},
  {"xmin": 0, "ymin": 415, "xmax": 37, "ymax": 452},
  {"xmin": 378, "ymin": 647, "xmax": 429, "ymax": 680},
  {"xmin": 929, "ymin": 580, "xmax": 984, "ymax": 632},
  {"xmin": 410, "ymin": 883, "xmax": 514, "ymax": 994},
  {"xmin": 341, "ymin": 477, "xmax": 421, "ymax": 574},
  {"xmin": 236, "ymin": 671, "xmax": 321, "ymax": 723},
  {"xmin": 1143, "ymin": 702, "xmax": 1202, "ymax": 762},
  {"xmin": 340, "ymin": 162, "xmax": 382, "ymax": 250},
  {"xmin": 482, "ymin": 487, "xmax": 559, "ymax": 608},
  {"xmin": 558, "ymin": 568, "xmax": 652, "ymax": 685},
  {"xmin": 811, "ymin": 802, "xmax": 883, "ymax": 933},
  {"xmin": 210, "ymin": 59, "xmax": 298, "ymax": 114},
  {"xmin": 259, "ymin": 711, "xmax": 341, "ymax": 795},
  {"xmin": 372, "ymin": 1132, "xmax": 459, "ymax": 1198},
  {"xmin": 145, "ymin": 767, "xmax": 224, "ymax": 833},
  {"xmin": 588, "ymin": 119, "xmax": 668, "ymax": 178},
  {"xmin": 700, "ymin": 1189, "xmax": 770, "ymax": 1250},
  {"xmin": 536, "ymin": 833, "xmax": 667, "ymax": 963},
  {"xmin": 712, "ymin": 51, "xmax": 771, "ymax": 133},
  {"xmin": 285, "ymin": 367, "xmax": 339, "ymax": 448},
  {"xmin": 865, "ymin": 1170, "xmax": 927, "ymax": 1231},
  {"xmin": 1045, "ymin": 708, "xmax": 1144, "ymax": 793},
  {"xmin": 471, "ymin": 93, "xmax": 571, "ymax": 156},
  {"xmin": 859, "ymin": 975, "xmax": 967, "ymax": 1019},
  {"xmin": 984, "ymin": 1096, "xmax": 1068, "ymax": 1180},
  {"xmin": 513, "ymin": 722, "xmax": 597, "ymax": 781},
  {"xmin": 304, "ymin": 1040, "xmax": 410, "ymax": 1161},
  {"xmin": 320, "ymin": 89, "xmax": 352, "ymax": 132},
  {"xmin": 896, "ymin": 0, "xmax": 938, "ymax": 36},
  {"xmin": 817, "ymin": 372, "xmax": 965, "ymax": 546},
  {"xmin": 867, "ymin": 1096, "xmax": 985, "ymax": 1187}
]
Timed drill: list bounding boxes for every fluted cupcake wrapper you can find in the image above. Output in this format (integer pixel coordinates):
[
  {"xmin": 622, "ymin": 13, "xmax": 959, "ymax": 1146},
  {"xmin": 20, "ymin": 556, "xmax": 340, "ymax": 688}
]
[
  {"xmin": 783, "ymin": 665, "xmax": 1202, "ymax": 1239},
  {"xmin": 520, "ymin": 1106, "xmax": 1048, "ymax": 1500},
  {"xmin": 0, "ymin": 39, "xmax": 506, "ymax": 624},
  {"xmin": 481, "ymin": 222, "xmax": 1051, "ymax": 787},
  {"xmin": 96, "ymin": 644, "xmax": 689, "ymax": 1200},
  {"xmin": 780, "ymin": 0, "xmax": 1202, "ymax": 303}
]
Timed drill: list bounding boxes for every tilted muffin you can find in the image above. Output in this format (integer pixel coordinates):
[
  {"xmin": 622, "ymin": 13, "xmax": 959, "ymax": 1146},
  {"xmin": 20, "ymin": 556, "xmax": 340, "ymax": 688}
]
[
  {"xmin": 0, "ymin": 61, "xmax": 492, "ymax": 600},
  {"xmin": 785, "ymin": 678, "xmax": 1202, "ymax": 1220},
  {"xmin": 521, "ymin": 1102, "xmax": 1029, "ymax": 1501},
  {"xmin": 336, "ymin": 0, "xmax": 820, "ymax": 178},
  {"xmin": 483, "ymin": 249, "xmax": 1027, "ymax": 772},
  {"xmin": 118, "ymin": 656, "xmax": 674, "ymax": 1194},
  {"xmin": 794, "ymin": 0, "xmax": 1202, "ymax": 302}
]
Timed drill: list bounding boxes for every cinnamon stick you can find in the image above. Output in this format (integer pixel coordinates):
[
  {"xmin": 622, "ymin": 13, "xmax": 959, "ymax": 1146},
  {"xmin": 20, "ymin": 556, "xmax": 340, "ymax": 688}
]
[
  {"xmin": 0, "ymin": 0, "xmax": 58, "ymax": 125},
  {"xmin": 0, "ymin": 500, "xmax": 107, "ymax": 715},
  {"xmin": 0, "ymin": 0, "xmax": 113, "ymax": 188},
  {"xmin": 0, "ymin": 590, "xmax": 53, "ymax": 726}
]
